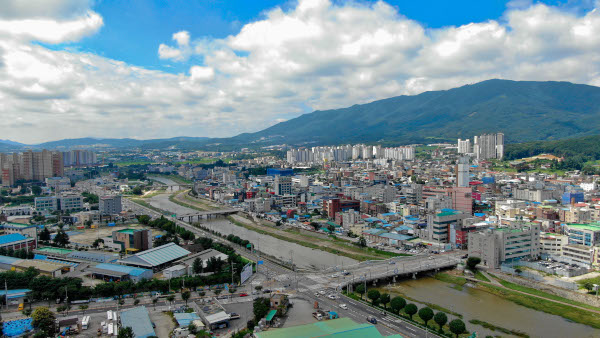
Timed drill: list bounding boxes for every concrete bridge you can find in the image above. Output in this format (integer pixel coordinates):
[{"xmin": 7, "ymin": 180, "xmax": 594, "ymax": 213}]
[
  {"xmin": 176, "ymin": 209, "xmax": 238, "ymax": 222},
  {"xmin": 329, "ymin": 256, "xmax": 460, "ymax": 292}
]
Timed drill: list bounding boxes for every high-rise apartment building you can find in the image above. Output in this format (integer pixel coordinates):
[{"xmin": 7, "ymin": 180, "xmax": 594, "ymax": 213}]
[
  {"xmin": 461, "ymin": 133, "xmax": 504, "ymax": 160},
  {"xmin": 63, "ymin": 150, "xmax": 98, "ymax": 167},
  {"xmin": 457, "ymin": 156, "xmax": 470, "ymax": 188},
  {"xmin": 457, "ymin": 139, "xmax": 471, "ymax": 154},
  {"xmin": 0, "ymin": 150, "xmax": 64, "ymax": 186}
]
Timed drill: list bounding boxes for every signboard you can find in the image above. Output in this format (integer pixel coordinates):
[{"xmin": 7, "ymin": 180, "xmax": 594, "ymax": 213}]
[
  {"xmin": 257, "ymin": 260, "xmax": 264, "ymax": 265},
  {"xmin": 240, "ymin": 263, "xmax": 253, "ymax": 284}
]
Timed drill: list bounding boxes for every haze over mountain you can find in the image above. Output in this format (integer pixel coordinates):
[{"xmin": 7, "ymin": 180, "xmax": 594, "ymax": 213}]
[{"xmin": 2, "ymin": 79, "xmax": 600, "ymax": 151}]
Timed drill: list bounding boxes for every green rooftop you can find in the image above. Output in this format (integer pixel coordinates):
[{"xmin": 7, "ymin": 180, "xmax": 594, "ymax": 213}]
[
  {"xmin": 436, "ymin": 211, "xmax": 461, "ymax": 217},
  {"xmin": 117, "ymin": 229, "xmax": 138, "ymax": 234},
  {"xmin": 254, "ymin": 318, "xmax": 401, "ymax": 338},
  {"xmin": 37, "ymin": 247, "xmax": 74, "ymax": 255},
  {"xmin": 566, "ymin": 223, "xmax": 600, "ymax": 232}
]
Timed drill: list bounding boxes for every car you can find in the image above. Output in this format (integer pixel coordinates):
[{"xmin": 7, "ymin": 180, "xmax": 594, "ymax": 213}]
[
  {"xmin": 339, "ymin": 304, "xmax": 348, "ymax": 310},
  {"xmin": 319, "ymin": 290, "xmax": 326, "ymax": 295},
  {"xmin": 229, "ymin": 313, "xmax": 241, "ymax": 320},
  {"xmin": 389, "ymin": 261, "xmax": 395, "ymax": 265},
  {"xmin": 315, "ymin": 293, "xmax": 320, "ymax": 297},
  {"xmin": 239, "ymin": 293, "xmax": 249, "ymax": 297},
  {"xmin": 263, "ymin": 289, "xmax": 272, "ymax": 293},
  {"xmin": 328, "ymin": 294, "xmax": 336, "ymax": 300},
  {"xmin": 367, "ymin": 316, "xmax": 377, "ymax": 324}
]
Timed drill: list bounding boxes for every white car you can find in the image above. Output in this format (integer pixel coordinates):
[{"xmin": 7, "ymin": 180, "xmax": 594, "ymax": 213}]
[
  {"xmin": 328, "ymin": 294, "xmax": 337, "ymax": 300},
  {"xmin": 339, "ymin": 304, "xmax": 348, "ymax": 310},
  {"xmin": 319, "ymin": 290, "xmax": 326, "ymax": 295}
]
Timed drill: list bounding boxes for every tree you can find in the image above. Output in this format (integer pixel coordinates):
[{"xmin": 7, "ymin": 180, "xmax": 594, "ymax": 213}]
[
  {"xmin": 449, "ymin": 319, "xmax": 466, "ymax": 337},
  {"xmin": 193, "ymin": 258, "xmax": 203, "ymax": 274},
  {"xmin": 32, "ymin": 307, "xmax": 55, "ymax": 335},
  {"xmin": 255, "ymin": 285, "xmax": 263, "ymax": 292},
  {"xmin": 367, "ymin": 290, "xmax": 380, "ymax": 306},
  {"xmin": 355, "ymin": 284, "xmax": 365, "ymax": 299},
  {"xmin": 134, "ymin": 299, "xmax": 140, "ymax": 306},
  {"xmin": 152, "ymin": 297, "xmax": 158, "ymax": 310},
  {"xmin": 22, "ymin": 309, "xmax": 32, "ymax": 317},
  {"xmin": 132, "ymin": 186, "xmax": 143, "ymax": 195},
  {"xmin": 167, "ymin": 295, "xmax": 175, "ymax": 305},
  {"xmin": 182, "ymin": 291, "xmax": 191, "ymax": 306},
  {"xmin": 117, "ymin": 326, "xmax": 135, "ymax": 338},
  {"xmin": 379, "ymin": 293, "xmax": 390, "ymax": 310},
  {"xmin": 188, "ymin": 323, "xmax": 197, "ymax": 334},
  {"xmin": 418, "ymin": 307, "xmax": 434, "ymax": 327},
  {"xmin": 584, "ymin": 282, "xmax": 594, "ymax": 292},
  {"xmin": 38, "ymin": 227, "xmax": 51, "ymax": 241},
  {"xmin": 31, "ymin": 185, "xmax": 42, "ymax": 195},
  {"xmin": 253, "ymin": 297, "xmax": 271, "ymax": 320},
  {"xmin": 310, "ymin": 222, "xmax": 320, "ymax": 231},
  {"xmin": 390, "ymin": 296, "xmax": 406, "ymax": 315},
  {"xmin": 137, "ymin": 215, "xmax": 151, "ymax": 225},
  {"xmin": 358, "ymin": 236, "xmax": 367, "ymax": 248},
  {"xmin": 92, "ymin": 238, "xmax": 104, "ymax": 248},
  {"xmin": 327, "ymin": 224, "xmax": 336, "ymax": 234},
  {"xmin": 434, "ymin": 312, "xmax": 448, "ymax": 333},
  {"xmin": 53, "ymin": 230, "xmax": 70, "ymax": 247},
  {"xmin": 79, "ymin": 305, "xmax": 88, "ymax": 315},
  {"xmin": 404, "ymin": 303, "xmax": 418, "ymax": 320},
  {"xmin": 466, "ymin": 257, "xmax": 481, "ymax": 271}
]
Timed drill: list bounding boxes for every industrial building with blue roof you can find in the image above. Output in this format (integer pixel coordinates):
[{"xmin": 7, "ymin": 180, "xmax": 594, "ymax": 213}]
[
  {"xmin": 88, "ymin": 263, "xmax": 153, "ymax": 283},
  {"xmin": 120, "ymin": 306, "xmax": 156, "ymax": 338},
  {"xmin": 117, "ymin": 243, "xmax": 191, "ymax": 271},
  {"xmin": 0, "ymin": 233, "xmax": 36, "ymax": 252}
]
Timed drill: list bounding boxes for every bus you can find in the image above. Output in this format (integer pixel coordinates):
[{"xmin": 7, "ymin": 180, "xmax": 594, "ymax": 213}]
[{"xmin": 82, "ymin": 316, "xmax": 90, "ymax": 330}]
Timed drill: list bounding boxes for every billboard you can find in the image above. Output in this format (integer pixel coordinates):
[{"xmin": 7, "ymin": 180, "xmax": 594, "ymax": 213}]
[{"xmin": 240, "ymin": 263, "xmax": 253, "ymax": 284}]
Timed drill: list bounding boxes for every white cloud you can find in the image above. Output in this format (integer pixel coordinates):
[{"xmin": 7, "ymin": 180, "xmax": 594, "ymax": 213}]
[
  {"xmin": 158, "ymin": 30, "xmax": 192, "ymax": 61},
  {"xmin": 3, "ymin": 0, "xmax": 600, "ymax": 143}
]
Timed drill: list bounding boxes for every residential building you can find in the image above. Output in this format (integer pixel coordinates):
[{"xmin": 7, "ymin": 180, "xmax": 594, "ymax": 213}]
[{"xmin": 456, "ymin": 156, "xmax": 470, "ymax": 188}]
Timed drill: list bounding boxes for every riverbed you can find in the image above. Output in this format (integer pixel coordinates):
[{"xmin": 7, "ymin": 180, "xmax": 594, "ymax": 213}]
[
  {"xmin": 146, "ymin": 192, "xmax": 357, "ymax": 269},
  {"xmin": 381, "ymin": 277, "xmax": 598, "ymax": 338}
]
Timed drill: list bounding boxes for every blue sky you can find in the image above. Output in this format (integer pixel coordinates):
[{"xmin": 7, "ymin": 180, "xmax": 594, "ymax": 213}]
[
  {"xmin": 65, "ymin": 0, "xmax": 581, "ymax": 73},
  {"xmin": 1, "ymin": 0, "xmax": 599, "ymax": 142}
]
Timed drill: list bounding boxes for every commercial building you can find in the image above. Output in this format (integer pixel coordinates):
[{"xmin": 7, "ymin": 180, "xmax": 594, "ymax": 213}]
[
  {"xmin": 112, "ymin": 228, "xmax": 152, "ymax": 252},
  {"xmin": 99, "ymin": 195, "xmax": 122, "ymax": 215},
  {"xmin": 273, "ymin": 176, "xmax": 292, "ymax": 196},
  {"xmin": 34, "ymin": 193, "xmax": 83, "ymax": 212},
  {"xmin": 120, "ymin": 306, "xmax": 156, "ymax": 338},
  {"xmin": 12, "ymin": 259, "xmax": 72, "ymax": 277},
  {"xmin": 425, "ymin": 210, "xmax": 467, "ymax": 243},
  {"xmin": 117, "ymin": 243, "xmax": 191, "ymax": 271},
  {"xmin": 562, "ymin": 244, "xmax": 595, "ymax": 267},
  {"xmin": 540, "ymin": 233, "xmax": 568, "ymax": 256},
  {"xmin": 564, "ymin": 223, "xmax": 600, "ymax": 247},
  {"xmin": 468, "ymin": 223, "xmax": 541, "ymax": 269}
]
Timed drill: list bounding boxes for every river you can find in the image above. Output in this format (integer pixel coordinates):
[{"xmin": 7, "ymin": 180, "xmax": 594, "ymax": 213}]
[
  {"xmin": 146, "ymin": 192, "xmax": 357, "ymax": 269},
  {"xmin": 381, "ymin": 277, "xmax": 598, "ymax": 338}
]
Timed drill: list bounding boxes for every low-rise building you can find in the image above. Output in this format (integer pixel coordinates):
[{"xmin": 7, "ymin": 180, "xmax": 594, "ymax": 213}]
[{"xmin": 540, "ymin": 233, "xmax": 568, "ymax": 256}]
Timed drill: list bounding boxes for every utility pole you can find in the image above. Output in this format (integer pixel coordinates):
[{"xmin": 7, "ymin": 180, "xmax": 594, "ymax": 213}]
[{"xmin": 65, "ymin": 286, "xmax": 69, "ymax": 316}]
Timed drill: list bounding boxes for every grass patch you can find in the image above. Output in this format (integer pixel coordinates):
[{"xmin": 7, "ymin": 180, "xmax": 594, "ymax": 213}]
[
  {"xmin": 168, "ymin": 191, "xmax": 213, "ymax": 212},
  {"xmin": 494, "ymin": 277, "xmax": 600, "ymax": 312},
  {"xmin": 474, "ymin": 270, "xmax": 490, "ymax": 282},
  {"xmin": 226, "ymin": 216, "xmax": 402, "ymax": 262},
  {"xmin": 469, "ymin": 319, "xmax": 529, "ymax": 337},
  {"xmin": 435, "ymin": 273, "xmax": 468, "ymax": 286},
  {"xmin": 479, "ymin": 283, "xmax": 600, "ymax": 329},
  {"xmin": 129, "ymin": 198, "xmax": 171, "ymax": 216}
]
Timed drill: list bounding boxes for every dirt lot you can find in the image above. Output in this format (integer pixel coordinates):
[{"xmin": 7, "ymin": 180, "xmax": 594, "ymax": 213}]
[{"xmin": 68, "ymin": 224, "xmax": 164, "ymax": 246}]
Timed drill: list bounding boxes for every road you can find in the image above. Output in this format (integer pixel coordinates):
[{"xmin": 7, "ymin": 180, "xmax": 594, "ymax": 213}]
[{"xmin": 124, "ymin": 197, "xmax": 450, "ymax": 337}]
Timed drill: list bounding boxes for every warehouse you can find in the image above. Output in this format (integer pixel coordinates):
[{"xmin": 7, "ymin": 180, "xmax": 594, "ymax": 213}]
[
  {"xmin": 0, "ymin": 255, "xmax": 20, "ymax": 270},
  {"xmin": 175, "ymin": 248, "xmax": 229, "ymax": 275},
  {"xmin": 88, "ymin": 263, "xmax": 153, "ymax": 283},
  {"xmin": 12, "ymin": 260, "xmax": 72, "ymax": 277},
  {"xmin": 120, "ymin": 306, "xmax": 156, "ymax": 338},
  {"xmin": 117, "ymin": 243, "xmax": 190, "ymax": 271}
]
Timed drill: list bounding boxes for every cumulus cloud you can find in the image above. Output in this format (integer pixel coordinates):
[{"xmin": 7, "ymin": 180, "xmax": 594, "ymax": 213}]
[
  {"xmin": 158, "ymin": 30, "xmax": 192, "ymax": 61},
  {"xmin": 3, "ymin": 0, "xmax": 600, "ymax": 143}
]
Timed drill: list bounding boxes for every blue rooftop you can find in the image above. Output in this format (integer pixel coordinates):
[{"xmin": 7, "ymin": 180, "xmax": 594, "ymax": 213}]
[
  {"xmin": 0, "ymin": 255, "xmax": 21, "ymax": 265},
  {"xmin": 174, "ymin": 312, "xmax": 200, "ymax": 326},
  {"xmin": 94, "ymin": 263, "xmax": 151, "ymax": 277},
  {"xmin": 0, "ymin": 234, "xmax": 27, "ymax": 245},
  {"xmin": 120, "ymin": 306, "xmax": 156, "ymax": 338}
]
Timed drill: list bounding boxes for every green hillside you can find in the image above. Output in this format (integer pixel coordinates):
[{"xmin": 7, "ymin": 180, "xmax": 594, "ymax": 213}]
[{"xmin": 232, "ymin": 79, "xmax": 600, "ymax": 146}]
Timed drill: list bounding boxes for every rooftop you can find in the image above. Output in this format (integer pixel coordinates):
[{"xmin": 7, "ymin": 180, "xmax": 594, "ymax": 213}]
[
  {"xmin": 117, "ymin": 229, "xmax": 138, "ymax": 235},
  {"xmin": 0, "ymin": 234, "xmax": 28, "ymax": 245},
  {"xmin": 254, "ymin": 318, "xmax": 395, "ymax": 338},
  {"xmin": 36, "ymin": 247, "xmax": 74, "ymax": 255},
  {"xmin": 120, "ymin": 306, "xmax": 156, "ymax": 338},
  {"xmin": 94, "ymin": 263, "xmax": 151, "ymax": 277},
  {"xmin": 119, "ymin": 243, "xmax": 191, "ymax": 267},
  {"xmin": 566, "ymin": 223, "xmax": 600, "ymax": 232},
  {"xmin": 13, "ymin": 259, "xmax": 70, "ymax": 272}
]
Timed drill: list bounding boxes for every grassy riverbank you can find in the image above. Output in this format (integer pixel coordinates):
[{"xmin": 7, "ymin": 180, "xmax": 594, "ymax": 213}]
[
  {"xmin": 226, "ymin": 216, "xmax": 404, "ymax": 262},
  {"xmin": 468, "ymin": 319, "xmax": 529, "ymax": 337}
]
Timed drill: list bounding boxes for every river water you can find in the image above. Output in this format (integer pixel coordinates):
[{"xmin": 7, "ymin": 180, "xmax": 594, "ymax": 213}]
[
  {"xmin": 146, "ymin": 192, "xmax": 357, "ymax": 269},
  {"xmin": 382, "ymin": 277, "xmax": 598, "ymax": 338}
]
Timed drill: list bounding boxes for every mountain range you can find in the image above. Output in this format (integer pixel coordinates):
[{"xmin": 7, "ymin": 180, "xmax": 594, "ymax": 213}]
[{"xmin": 3, "ymin": 79, "xmax": 600, "ymax": 151}]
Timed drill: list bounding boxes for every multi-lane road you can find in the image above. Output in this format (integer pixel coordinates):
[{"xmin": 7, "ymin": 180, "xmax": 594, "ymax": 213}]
[{"xmin": 124, "ymin": 197, "xmax": 455, "ymax": 337}]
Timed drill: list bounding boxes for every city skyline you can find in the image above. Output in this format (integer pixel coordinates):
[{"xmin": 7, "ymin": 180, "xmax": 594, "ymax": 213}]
[{"xmin": 2, "ymin": 0, "xmax": 600, "ymax": 143}]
